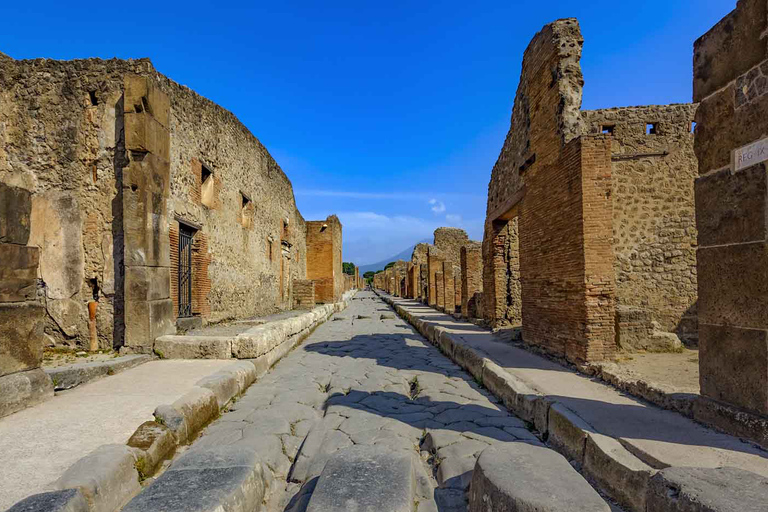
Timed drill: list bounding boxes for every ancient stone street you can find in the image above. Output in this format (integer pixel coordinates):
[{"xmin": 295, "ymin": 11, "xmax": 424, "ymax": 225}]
[{"xmin": 124, "ymin": 291, "xmax": 548, "ymax": 511}]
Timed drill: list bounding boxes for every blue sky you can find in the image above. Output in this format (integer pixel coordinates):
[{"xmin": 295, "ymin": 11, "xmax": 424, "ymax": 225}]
[{"xmin": 3, "ymin": 1, "xmax": 733, "ymax": 265}]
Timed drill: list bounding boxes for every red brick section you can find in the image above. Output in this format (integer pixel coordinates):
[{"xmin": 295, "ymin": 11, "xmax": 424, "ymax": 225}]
[
  {"xmin": 170, "ymin": 225, "xmax": 179, "ymax": 319},
  {"xmin": 461, "ymin": 243, "xmax": 483, "ymax": 318},
  {"xmin": 192, "ymin": 232, "xmax": 211, "ymax": 318},
  {"xmin": 306, "ymin": 216, "xmax": 342, "ymax": 303}
]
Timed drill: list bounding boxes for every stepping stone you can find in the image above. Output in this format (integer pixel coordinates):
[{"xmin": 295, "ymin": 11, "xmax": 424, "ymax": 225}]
[
  {"xmin": 306, "ymin": 445, "xmax": 415, "ymax": 512},
  {"xmin": 647, "ymin": 466, "xmax": 768, "ymax": 512},
  {"xmin": 122, "ymin": 445, "xmax": 266, "ymax": 512},
  {"xmin": 6, "ymin": 489, "xmax": 88, "ymax": 512},
  {"xmin": 468, "ymin": 442, "xmax": 610, "ymax": 512}
]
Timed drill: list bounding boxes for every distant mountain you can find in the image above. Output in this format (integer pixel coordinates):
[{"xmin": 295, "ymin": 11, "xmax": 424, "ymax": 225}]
[{"xmin": 358, "ymin": 239, "xmax": 430, "ymax": 275}]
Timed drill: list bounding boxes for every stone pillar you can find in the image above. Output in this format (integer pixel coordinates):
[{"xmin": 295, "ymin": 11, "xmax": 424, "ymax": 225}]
[
  {"xmin": 0, "ymin": 183, "xmax": 53, "ymax": 417},
  {"xmin": 462, "ymin": 242, "xmax": 483, "ymax": 319},
  {"xmin": 443, "ymin": 262, "xmax": 456, "ymax": 314},
  {"xmin": 420, "ymin": 264, "xmax": 428, "ymax": 303},
  {"xmin": 122, "ymin": 75, "xmax": 175, "ymax": 352}
]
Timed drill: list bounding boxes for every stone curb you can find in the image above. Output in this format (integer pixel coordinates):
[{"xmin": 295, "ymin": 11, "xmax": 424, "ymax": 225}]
[
  {"xmin": 45, "ymin": 355, "xmax": 153, "ymax": 391},
  {"xmin": 375, "ymin": 291, "xmax": 654, "ymax": 512},
  {"xmin": 1, "ymin": 292, "xmax": 356, "ymax": 512}
]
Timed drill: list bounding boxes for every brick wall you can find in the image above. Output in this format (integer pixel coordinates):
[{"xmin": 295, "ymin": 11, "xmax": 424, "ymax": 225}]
[
  {"xmin": 306, "ymin": 216, "xmax": 342, "ymax": 304},
  {"xmin": 442, "ymin": 261, "xmax": 456, "ymax": 314},
  {"xmin": 293, "ymin": 279, "xmax": 315, "ymax": 309}
]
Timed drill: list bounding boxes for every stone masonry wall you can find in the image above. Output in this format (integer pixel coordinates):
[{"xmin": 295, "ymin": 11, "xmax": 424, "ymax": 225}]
[
  {"xmin": 461, "ymin": 242, "xmax": 483, "ymax": 319},
  {"xmin": 693, "ymin": 0, "xmax": 768, "ymax": 417},
  {"xmin": 583, "ymin": 105, "xmax": 699, "ymax": 347},
  {"xmin": 0, "ymin": 55, "xmax": 311, "ymax": 349}
]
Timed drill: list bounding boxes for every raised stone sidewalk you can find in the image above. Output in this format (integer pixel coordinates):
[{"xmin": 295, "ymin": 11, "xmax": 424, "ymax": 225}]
[{"xmin": 378, "ymin": 291, "xmax": 768, "ymax": 512}]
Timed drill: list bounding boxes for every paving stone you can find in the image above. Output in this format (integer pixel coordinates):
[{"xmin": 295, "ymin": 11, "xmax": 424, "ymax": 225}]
[
  {"xmin": 6, "ymin": 489, "xmax": 88, "ymax": 512},
  {"xmin": 306, "ymin": 445, "xmax": 415, "ymax": 512},
  {"xmin": 436, "ymin": 438, "xmax": 489, "ymax": 460},
  {"xmin": 436, "ymin": 456, "xmax": 477, "ymax": 490},
  {"xmin": 468, "ymin": 442, "xmax": 610, "ymax": 512},
  {"xmin": 646, "ymin": 466, "xmax": 768, "ymax": 512}
]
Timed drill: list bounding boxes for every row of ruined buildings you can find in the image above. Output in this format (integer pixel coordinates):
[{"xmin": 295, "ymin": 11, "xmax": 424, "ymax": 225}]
[
  {"xmin": 376, "ymin": 0, "xmax": 768, "ymax": 448},
  {"xmin": 0, "ymin": 54, "xmax": 362, "ymax": 413}
]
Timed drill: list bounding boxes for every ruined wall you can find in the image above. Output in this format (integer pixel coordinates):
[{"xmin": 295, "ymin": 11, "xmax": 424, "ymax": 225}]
[
  {"xmin": 583, "ymin": 105, "xmax": 699, "ymax": 347},
  {"xmin": 293, "ymin": 279, "xmax": 315, "ymax": 309},
  {"xmin": 0, "ymin": 55, "xmax": 310, "ymax": 349},
  {"xmin": 483, "ymin": 19, "xmax": 616, "ymax": 364},
  {"xmin": 0, "ymin": 57, "xmax": 154, "ymax": 349},
  {"xmin": 427, "ymin": 248, "xmax": 445, "ymax": 307},
  {"xmin": 306, "ymin": 216, "xmax": 342, "ymax": 304},
  {"xmin": 693, "ymin": 0, "xmax": 768, "ymax": 417},
  {"xmin": 442, "ymin": 261, "xmax": 456, "ymax": 313}
]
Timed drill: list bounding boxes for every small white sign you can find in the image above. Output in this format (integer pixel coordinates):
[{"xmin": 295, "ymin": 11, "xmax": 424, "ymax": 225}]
[{"xmin": 734, "ymin": 137, "xmax": 768, "ymax": 171}]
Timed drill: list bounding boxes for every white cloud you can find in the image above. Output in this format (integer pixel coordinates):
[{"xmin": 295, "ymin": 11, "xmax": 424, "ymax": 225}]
[
  {"xmin": 429, "ymin": 198, "xmax": 446, "ymax": 214},
  {"xmin": 445, "ymin": 214, "xmax": 462, "ymax": 224}
]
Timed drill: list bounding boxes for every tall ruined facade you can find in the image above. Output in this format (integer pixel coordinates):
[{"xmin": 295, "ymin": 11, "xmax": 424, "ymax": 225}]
[
  {"xmin": 0, "ymin": 55, "xmax": 312, "ymax": 354},
  {"xmin": 306, "ymin": 216, "xmax": 343, "ymax": 304},
  {"xmin": 483, "ymin": 20, "xmax": 700, "ymax": 363},
  {"xmin": 483, "ymin": 19, "xmax": 616, "ymax": 364}
]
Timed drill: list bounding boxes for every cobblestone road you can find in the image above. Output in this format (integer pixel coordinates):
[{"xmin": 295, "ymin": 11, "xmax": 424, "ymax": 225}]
[{"xmin": 165, "ymin": 291, "xmax": 540, "ymax": 511}]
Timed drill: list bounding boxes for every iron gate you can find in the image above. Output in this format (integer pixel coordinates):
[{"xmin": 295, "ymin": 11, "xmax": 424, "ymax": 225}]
[{"xmin": 178, "ymin": 225, "xmax": 194, "ymax": 318}]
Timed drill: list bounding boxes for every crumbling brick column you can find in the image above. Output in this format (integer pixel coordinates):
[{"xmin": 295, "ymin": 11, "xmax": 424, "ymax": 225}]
[
  {"xmin": 306, "ymin": 216, "xmax": 343, "ymax": 304},
  {"xmin": 436, "ymin": 272, "xmax": 445, "ymax": 310},
  {"xmin": 122, "ymin": 75, "xmax": 175, "ymax": 351},
  {"xmin": 427, "ymin": 248, "xmax": 444, "ymax": 307},
  {"xmin": 443, "ymin": 261, "xmax": 456, "ymax": 314},
  {"xmin": 461, "ymin": 242, "xmax": 483, "ymax": 319}
]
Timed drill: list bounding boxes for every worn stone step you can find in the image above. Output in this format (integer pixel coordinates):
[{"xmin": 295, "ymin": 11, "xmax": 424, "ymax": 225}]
[
  {"xmin": 468, "ymin": 442, "xmax": 610, "ymax": 512},
  {"xmin": 306, "ymin": 445, "xmax": 415, "ymax": 512},
  {"xmin": 647, "ymin": 466, "xmax": 768, "ymax": 512},
  {"xmin": 122, "ymin": 445, "xmax": 267, "ymax": 512}
]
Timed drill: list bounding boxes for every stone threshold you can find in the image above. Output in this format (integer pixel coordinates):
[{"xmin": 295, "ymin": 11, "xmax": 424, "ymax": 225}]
[
  {"xmin": 376, "ymin": 290, "xmax": 768, "ymax": 512},
  {"xmin": 6, "ymin": 293, "xmax": 356, "ymax": 512},
  {"xmin": 45, "ymin": 354, "xmax": 153, "ymax": 391}
]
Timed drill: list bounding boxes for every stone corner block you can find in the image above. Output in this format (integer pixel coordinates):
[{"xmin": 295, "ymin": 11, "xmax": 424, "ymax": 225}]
[
  {"xmin": 126, "ymin": 421, "xmax": 176, "ymax": 478},
  {"xmin": 154, "ymin": 335, "xmax": 232, "ymax": 360},
  {"xmin": 155, "ymin": 387, "xmax": 218, "ymax": 444},
  {"xmin": 547, "ymin": 402, "xmax": 594, "ymax": 464}
]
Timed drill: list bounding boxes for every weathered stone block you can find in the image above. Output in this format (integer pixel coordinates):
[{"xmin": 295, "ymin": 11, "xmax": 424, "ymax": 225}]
[
  {"xmin": 0, "ymin": 243, "xmax": 39, "ymax": 302},
  {"xmin": 127, "ymin": 421, "xmax": 176, "ymax": 478},
  {"xmin": 125, "ymin": 298, "xmax": 175, "ymax": 350},
  {"xmin": 124, "ymin": 112, "xmax": 170, "ymax": 161},
  {"xmin": 697, "ymin": 242, "xmax": 768, "ymax": 330},
  {"xmin": 28, "ymin": 192, "xmax": 84, "ymax": 300},
  {"xmin": 468, "ymin": 443, "xmax": 610, "ymax": 512},
  {"xmin": 699, "ymin": 323, "xmax": 768, "ymax": 415},
  {"xmin": 0, "ymin": 368, "xmax": 53, "ymax": 418},
  {"xmin": 124, "ymin": 74, "xmax": 170, "ymax": 128},
  {"xmin": 0, "ymin": 182, "xmax": 31, "ymax": 245},
  {"xmin": 153, "ymin": 335, "xmax": 231, "ymax": 359},
  {"xmin": 0, "ymin": 301, "xmax": 45, "ymax": 376},
  {"xmin": 122, "ymin": 159, "xmax": 171, "ymax": 268},
  {"xmin": 647, "ymin": 466, "xmax": 768, "ymax": 512},
  {"xmin": 695, "ymin": 163, "xmax": 768, "ymax": 247},
  {"xmin": 125, "ymin": 266, "xmax": 171, "ymax": 302}
]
